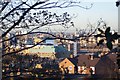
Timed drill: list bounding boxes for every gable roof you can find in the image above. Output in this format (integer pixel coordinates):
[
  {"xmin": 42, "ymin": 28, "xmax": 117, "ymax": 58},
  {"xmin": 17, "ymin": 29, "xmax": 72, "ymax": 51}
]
[
  {"xmin": 67, "ymin": 58, "xmax": 77, "ymax": 66},
  {"xmin": 107, "ymin": 53, "xmax": 117, "ymax": 62},
  {"xmin": 77, "ymin": 55, "xmax": 100, "ymax": 67},
  {"xmin": 59, "ymin": 58, "xmax": 77, "ymax": 66}
]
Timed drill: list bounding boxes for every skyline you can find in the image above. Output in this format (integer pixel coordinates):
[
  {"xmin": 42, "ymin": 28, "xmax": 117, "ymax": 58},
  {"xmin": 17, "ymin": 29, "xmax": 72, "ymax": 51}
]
[
  {"xmin": 47, "ymin": 0, "xmax": 118, "ymax": 32},
  {"xmin": 0, "ymin": 0, "xmax": 118, "ymax": 33}
]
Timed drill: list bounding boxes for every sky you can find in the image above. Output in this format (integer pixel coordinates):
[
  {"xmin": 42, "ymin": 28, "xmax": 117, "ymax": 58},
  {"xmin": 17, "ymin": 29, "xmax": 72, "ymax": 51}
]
[
  {"xmin": 46, "ymin": 0, "xmax": 118, "ymax": 32},
  {"xmin": 3, "ymin": 0, "xmax": 118, "ymax": 33}
]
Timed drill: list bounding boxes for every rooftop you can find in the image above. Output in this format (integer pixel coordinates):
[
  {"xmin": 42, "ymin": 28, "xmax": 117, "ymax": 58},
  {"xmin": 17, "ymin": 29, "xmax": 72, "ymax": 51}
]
[{"xmin": 77, "ymin": 55, "xmax": 100, "ymax": 67}]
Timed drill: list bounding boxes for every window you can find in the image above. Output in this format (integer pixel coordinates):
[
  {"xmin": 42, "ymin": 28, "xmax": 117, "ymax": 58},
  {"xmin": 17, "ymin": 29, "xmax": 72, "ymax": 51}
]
[
  {"xmin": 78, "ymin": 66, "xmax": 80, "ymax": 70},
  {"xmin": 90, "ymin": 67, "xmax": 95, "ymax": 74},
  {"xmin": 69, "ymin": 66, "xmax": 72, "ymax": 70}
]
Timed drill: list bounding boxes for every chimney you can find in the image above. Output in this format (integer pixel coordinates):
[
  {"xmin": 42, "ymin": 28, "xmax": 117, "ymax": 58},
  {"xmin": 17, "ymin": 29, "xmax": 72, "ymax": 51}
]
[
  {"xmin": 90, "ymin": 55, "xmax": 94, "ymax": 60},
  {"xmin": 68, "ymin": 43, "xmax": 70, "ymax": 51}
]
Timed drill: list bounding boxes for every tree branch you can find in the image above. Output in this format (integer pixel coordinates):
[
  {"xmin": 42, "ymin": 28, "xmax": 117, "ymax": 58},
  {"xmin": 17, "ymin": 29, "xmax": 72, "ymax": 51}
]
[
  {"xmin": 0, "ymin": 2, "xmax": 9, "ymax": 13},
  {"xmin": 2, "ymin": 1, "xmax": 46, "ymax": 37}
]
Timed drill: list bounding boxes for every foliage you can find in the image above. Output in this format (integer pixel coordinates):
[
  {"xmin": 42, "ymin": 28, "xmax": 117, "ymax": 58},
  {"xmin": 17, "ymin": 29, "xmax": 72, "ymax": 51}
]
[{"xmin": 95, "ymin": 27, "xmax": 119, "ymax": 50}]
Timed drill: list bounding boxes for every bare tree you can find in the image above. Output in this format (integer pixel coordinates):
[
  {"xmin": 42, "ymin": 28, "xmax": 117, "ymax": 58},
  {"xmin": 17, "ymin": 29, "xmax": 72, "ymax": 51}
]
[
  {"xmin": 0, "ymin": 0, "xmax": 93, "ymax": 37},
  {"xmin": 0, "ymin": 0, "xmax": 93, "ymax": 56},
  {"xmin": 0, "ymin": 0, "xmax": 93, "ymax": 78}
]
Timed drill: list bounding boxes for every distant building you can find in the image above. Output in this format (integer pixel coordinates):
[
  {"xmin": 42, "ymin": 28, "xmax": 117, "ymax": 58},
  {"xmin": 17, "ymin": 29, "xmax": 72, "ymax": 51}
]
[
  {"xmin": 77, "ymin": 55, "xmax": 99, "ymax": 74},
  {"xmin": 45, "ymin": 39, "xmax": 58, "ymax": 46},
  {"xmin": 77, "ymin": 54, "xmax": 117, "ymax": 78},
  {"xmin": 67, "ymin": 41, "xmax": 80, "ymax": 56},
  {"xmin": 33, "ymin": 37, "xmax": 42, "ymax": 44},
  {"xmin": 26, "ymin": 38, "xmax": 34, "ymax": 45},
  {"xmin": 23, "ymin": 45, "xmax": 70, "ymax": 59},
  {"xmin": 35, "ymin": 64, "xmax": 42, "ymax": 69},
  {"xmin": 0, "ymin": 29, "xmax": 3, "ymax": 48}
]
